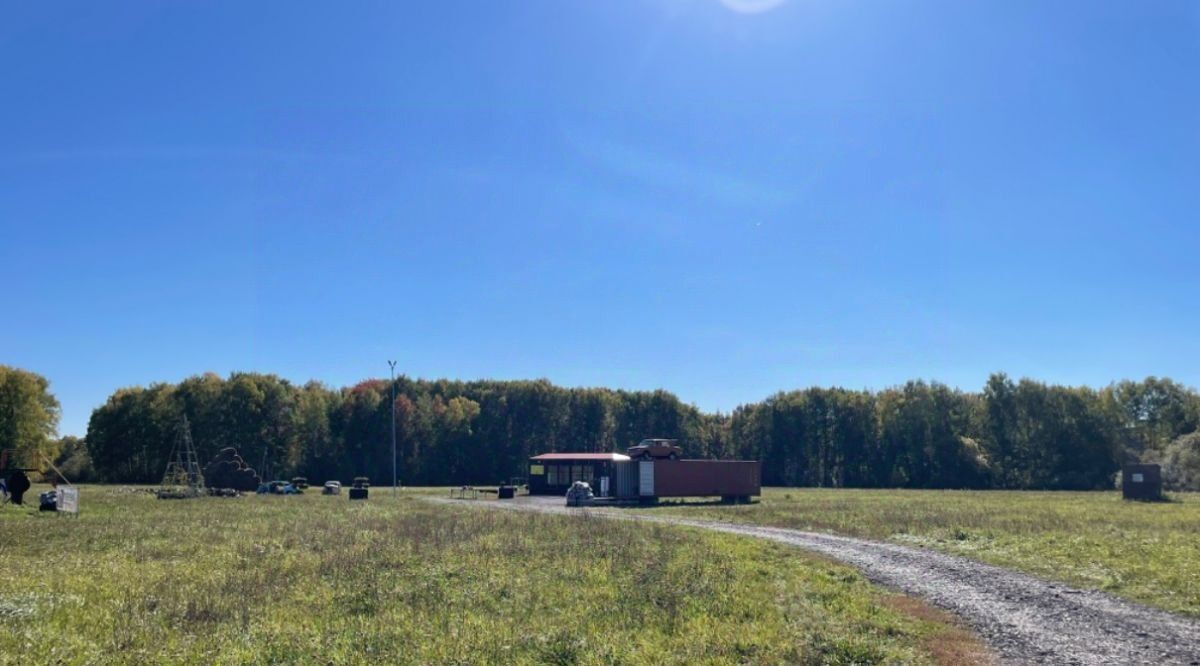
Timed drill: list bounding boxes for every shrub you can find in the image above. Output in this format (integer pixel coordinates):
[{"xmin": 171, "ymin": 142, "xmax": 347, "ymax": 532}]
[
  {"xmin": 1160, "ymin": 433, "xmax": 1200, "ymax": 491},
  {"xmin": 53, "ymin": 436, "xmax": 95, "ymax": 483}
]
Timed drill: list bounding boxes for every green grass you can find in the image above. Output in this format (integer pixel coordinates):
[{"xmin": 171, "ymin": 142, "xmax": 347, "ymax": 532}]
[
  {"xmin": 0, "ymin": 486, "xmax": 981, "ymax": 665},
  {"xmin": 647, "ymin": 488, "xmax": 1200, "ymax": 617}
]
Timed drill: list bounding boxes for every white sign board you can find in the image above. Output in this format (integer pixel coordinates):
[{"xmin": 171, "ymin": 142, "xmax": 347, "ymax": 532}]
[
  {"xmin": 57, "ymin": 487, "xmax": 79, "ymax": 514},
  {"xmin": 1131, "ymin": 473, "xmax": 1144, "ymax": 484}
]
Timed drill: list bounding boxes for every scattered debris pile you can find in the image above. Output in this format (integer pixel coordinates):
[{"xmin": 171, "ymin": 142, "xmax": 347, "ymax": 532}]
[
  {"xmin": 110, "ymin": 487, "xmax": 157, "ymax": 496},
  {"xmin": 566, "ymin": 481, "xmax": 594, "ymax": 507},
  {"xmin": 203, "ymin": 448, "xmax": 261, "ymax": 492},
  {"xmin": 156, "ymin": 489, "xmax": 198, "ymax": 500},
  {"xmin": 257, "ymin": 480, "xmax": 300, "ymax": 495}
]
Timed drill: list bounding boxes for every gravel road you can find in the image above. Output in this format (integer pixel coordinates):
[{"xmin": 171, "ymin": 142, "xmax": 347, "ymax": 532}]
[{"xmin": 434, "ymin": 496, "xmax": 1200, "ymax": 665}]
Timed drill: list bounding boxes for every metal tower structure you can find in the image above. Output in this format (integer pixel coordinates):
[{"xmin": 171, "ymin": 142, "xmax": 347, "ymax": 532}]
[{"xmin": 158, "ymin": 415, "xmax": 205, "ymax": 498}]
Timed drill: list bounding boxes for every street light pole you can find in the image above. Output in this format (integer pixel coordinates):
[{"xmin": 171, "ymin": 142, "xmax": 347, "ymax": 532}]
[{"xmin": 388, "ymin": 359, "xmax": 398, "ymax": 497}]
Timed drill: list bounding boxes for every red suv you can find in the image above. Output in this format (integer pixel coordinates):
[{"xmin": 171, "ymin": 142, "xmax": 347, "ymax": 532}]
[{"xmin": 627, "ymin": 438, "xmax": 682, "ymax": 461}]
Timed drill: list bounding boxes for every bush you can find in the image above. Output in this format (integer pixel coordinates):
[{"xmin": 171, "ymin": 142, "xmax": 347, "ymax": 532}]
[
  {"xmin": 53, "ymin": 436, "xmax": 96, "ymax": 483},
  {"xmin": 1160, "ymin": 433, "xmax": 1200, "ymax": 491}
]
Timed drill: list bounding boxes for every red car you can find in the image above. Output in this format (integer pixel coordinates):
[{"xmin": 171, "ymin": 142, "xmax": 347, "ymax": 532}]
[{"xmin": 627, "ymin": 438, "xmax": 682, "ymax": 461}]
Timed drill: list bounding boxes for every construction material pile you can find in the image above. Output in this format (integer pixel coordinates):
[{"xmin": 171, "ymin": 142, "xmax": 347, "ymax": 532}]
[
  {"xmin": 566, "ymin": 481, "xmax": 594, "ymax": 507},
  {"xmin": 155, "ymin": 489, "xmax": 198, "ymax": 500},
  {"xmin": 202, "ymin": 448, "xmax": 261, "ymax": 491}
]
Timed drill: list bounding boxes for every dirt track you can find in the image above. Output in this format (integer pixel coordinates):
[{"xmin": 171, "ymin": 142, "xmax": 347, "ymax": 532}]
[{"xmin": 433, "ymin": 496, "xmax": 1200, "ymax": 666}]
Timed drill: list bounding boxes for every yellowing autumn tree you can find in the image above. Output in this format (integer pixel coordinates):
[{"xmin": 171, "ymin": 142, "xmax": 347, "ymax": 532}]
[{"xmin": 0, "ymin": 365, "xmax": 61, "ymax": 469}]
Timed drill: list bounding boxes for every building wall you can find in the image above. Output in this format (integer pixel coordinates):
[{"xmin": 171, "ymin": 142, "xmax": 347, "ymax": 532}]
[{"xmin": 528, "ymin": 460, "xmax": 613, "ymax": 495}]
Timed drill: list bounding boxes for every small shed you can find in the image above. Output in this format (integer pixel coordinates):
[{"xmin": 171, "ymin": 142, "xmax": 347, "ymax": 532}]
[
  {"xmin": 528, "ymin": 452, "xmax": 631, "ymax": 496},
  {"xmin": 1122, "ymin": 463, "xmax": 1163, "ymax": 501}
]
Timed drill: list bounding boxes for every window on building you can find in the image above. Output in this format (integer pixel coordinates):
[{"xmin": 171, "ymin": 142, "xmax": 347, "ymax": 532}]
[{"xmin": 547, "ymin": 465, "xmax": 560, "ymax": 486}]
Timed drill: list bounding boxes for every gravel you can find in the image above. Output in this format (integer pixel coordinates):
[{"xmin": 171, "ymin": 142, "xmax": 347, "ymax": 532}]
[{"xmin": 436, "ymin": 496, "xmax": 1200, "ymax": 666}]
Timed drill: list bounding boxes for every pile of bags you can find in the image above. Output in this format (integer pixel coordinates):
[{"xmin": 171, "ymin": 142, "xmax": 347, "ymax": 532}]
[
  {"xmin": 566, "ymin": 481, "xmax": 594, "ymax": 507},
  {"xmin": 38, "ymin": 490, "xmax": 57, "ymax": 511}
]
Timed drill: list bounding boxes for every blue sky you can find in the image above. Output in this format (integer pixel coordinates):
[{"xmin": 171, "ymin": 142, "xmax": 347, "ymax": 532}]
[{"xmin": 2, "ymin": 1, "xmax": 1198, "ymax": 436}]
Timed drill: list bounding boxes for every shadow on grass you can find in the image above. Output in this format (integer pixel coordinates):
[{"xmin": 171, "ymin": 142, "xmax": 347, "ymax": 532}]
[
  {"xmin": 1122, "ymin": 494, "xmax": 1179, "ymax": 504},
  {"xmin": 611, "ymin": 498, "xmax": 762, "ymax": 511}
]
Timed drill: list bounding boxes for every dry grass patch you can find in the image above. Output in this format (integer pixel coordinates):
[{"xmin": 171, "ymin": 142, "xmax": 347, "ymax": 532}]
[{"xmin": 881, "ymin": 596, "xmax": 996, "ymax": 666}]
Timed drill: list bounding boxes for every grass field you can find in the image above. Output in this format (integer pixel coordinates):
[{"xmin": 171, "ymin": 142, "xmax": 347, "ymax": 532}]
[
  {"xmin": 650, "ymin": 488, "xmax": 1200, "ymax": 617},
  {"xmin": 0, "ymin": 486, "xmax": 984, "ymax": 665}
]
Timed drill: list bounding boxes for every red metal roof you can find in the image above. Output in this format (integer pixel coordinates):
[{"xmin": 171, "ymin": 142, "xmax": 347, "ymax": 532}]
[{"xmin": 530, "ymin": 452, "xmax": 632, "ymax": 462}]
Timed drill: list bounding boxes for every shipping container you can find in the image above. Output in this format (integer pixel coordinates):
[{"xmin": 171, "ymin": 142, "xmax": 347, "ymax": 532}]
[
  {"xmin": 1122, "ymin": 463, "xmax": 1163, "ymax": 501},
  {"xmin": 610, "ymin": 459, "xmax": 760, "ymax": 502},
  {"xmin": 614, "ymin": 459, "xmax": 638, "ymax": 499}
]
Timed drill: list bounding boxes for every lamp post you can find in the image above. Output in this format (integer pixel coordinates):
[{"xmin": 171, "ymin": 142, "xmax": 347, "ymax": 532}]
[{"xmin": 388, "ymin": 359, "xmax": 398, "ymax": 496}]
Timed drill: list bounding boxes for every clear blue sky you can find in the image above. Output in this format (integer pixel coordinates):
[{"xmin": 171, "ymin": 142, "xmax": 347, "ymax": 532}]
[{"xmin": 2, "ymin": 1, "xmax": 1198, "ymax": 437}]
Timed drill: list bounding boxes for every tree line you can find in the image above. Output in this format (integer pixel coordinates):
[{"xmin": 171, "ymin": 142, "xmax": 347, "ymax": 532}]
[
  {"xmin": 732, "ymin": 376, "xmax": 1186, "ymax": 490},
  {"xmin": 4, "ymin": 365, "xmax": 1200, "ymax": 490},
  {"xmin": 83, "ymin": 373, "xmax": 712, "ymax": 486}
]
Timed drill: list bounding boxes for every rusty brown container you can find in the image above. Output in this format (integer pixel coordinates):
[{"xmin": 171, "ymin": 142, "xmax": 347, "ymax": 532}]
[{"xmin": 649, "ymin": 460, "xmax": 761, "ymax": 500}]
